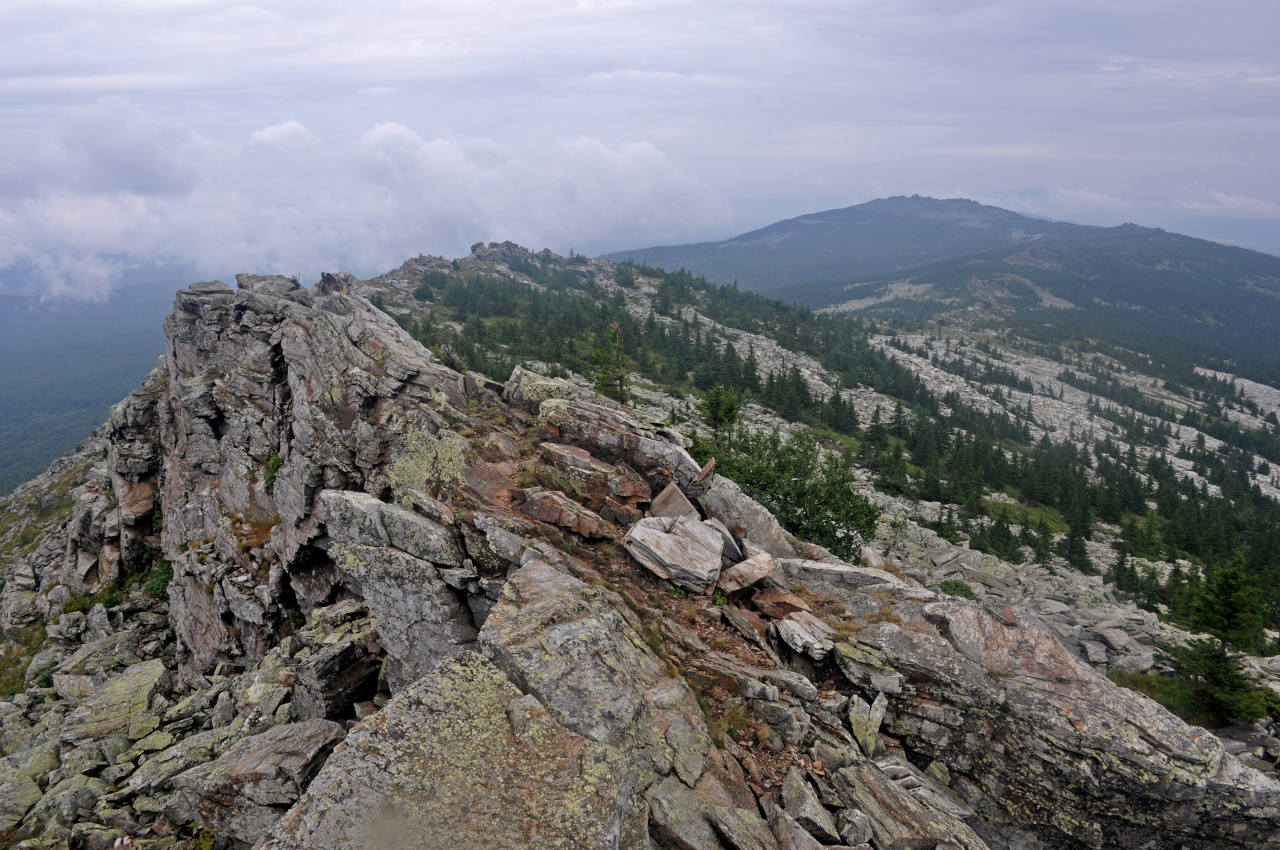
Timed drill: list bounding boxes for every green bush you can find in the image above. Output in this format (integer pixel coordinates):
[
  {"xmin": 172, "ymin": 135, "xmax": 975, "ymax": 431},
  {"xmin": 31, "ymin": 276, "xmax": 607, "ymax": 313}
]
[
  {"xmin": 937, "ymin": 579, "xmax": 978, "ymax": 600},
  {"xmin": 264, "ymin": 452, "xmax": 284, "ymax": 490},
  {"xmin": 143, "ymin": 559, "xmax": 173, "ymax": 600},
  {"xmin": 691, "ymin": 428, "xmax": 880, "ymax": 561}
]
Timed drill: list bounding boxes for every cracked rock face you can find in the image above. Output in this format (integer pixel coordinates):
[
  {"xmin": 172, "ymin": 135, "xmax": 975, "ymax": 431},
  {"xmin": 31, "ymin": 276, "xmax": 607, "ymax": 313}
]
[
  {"xmin": 3, "ymin": 255, "xmax": 1280, "ymax": 850},
  {"xmin": 257, "ymin": 652, "xmax": 634, "ymax": 850}
]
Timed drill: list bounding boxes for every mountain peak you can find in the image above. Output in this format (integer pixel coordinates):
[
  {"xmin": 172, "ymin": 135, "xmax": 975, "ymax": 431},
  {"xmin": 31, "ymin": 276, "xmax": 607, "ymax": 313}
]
[{"xmin": 607, "ymin": 196, "xmax": 1098, "ymax": 292}]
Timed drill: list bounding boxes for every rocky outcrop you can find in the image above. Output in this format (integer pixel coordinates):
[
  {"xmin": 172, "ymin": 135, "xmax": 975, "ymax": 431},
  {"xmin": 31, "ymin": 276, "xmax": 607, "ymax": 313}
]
[
  {"xmin": 257, "ymin": 652, "xmax": 633, "ymax": 850},
  {"xmin": 3, "ymin": 256, "xmax": 1280, "ymax": 850}
]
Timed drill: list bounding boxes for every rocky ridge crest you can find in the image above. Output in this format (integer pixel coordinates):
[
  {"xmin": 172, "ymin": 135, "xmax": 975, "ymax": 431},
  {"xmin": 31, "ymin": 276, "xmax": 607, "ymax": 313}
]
[{"xmin": 0, "ymin": 268, "xmax": 1278, "ymax": 848}]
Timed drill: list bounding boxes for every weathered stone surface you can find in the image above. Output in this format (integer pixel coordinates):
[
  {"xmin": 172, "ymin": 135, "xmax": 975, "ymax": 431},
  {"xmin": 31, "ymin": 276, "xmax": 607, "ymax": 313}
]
[
  {"xmin": 753, "ymin": 587, "xmax": 811, "ymax": 619},
  {"xmin": 837, "ymin": 807, "xmax": 872, "ymax": 845},
  {"xmin": 698, "ymin": 474, "xmax": 796, "ymax": 558},
  {"xmin": 830, "ymin": 762, "xmax": 990, "ymax": 850},
  {"xmin": 707, "ymin": 804, "xmax": 779, "ymax": 850},
  {"xmin": 259, "ymin": 652, "xmax": 632, "ymax": 850},
  {"xmin": 835, "ymin": 595, "xmax": 1280, "ymax": 849},
  {"xmin": 170, "ymin": 719, "xmax": 345, "ymax": 846},
  {"xmin": 781, "ymin": 765, "xmax": 841, "ymax": 843},
  {"xmin": 479, "ymin": 559, "xmax": 712, "ymax": 788},
  {"xmin": 290, "ymin": 633, "xmax": 381, "ymax": 721},
  {"xmin": 19, "ymin": 773, "xmax": 107, "ymax": 837},
  {"xmin": 625, "ymin": 515, "xmax": 724, "ymax": 593},
  {"xmin": 536, "ymin": 441, "xmax": 650, "ymax": 522},
  {"xmin": 327, "ymin": 542, "xmax": 476, "ymax": 690},
  {"xmin": 778, "ymin": 558, "xmax": 903, "ymax": 588},
  {"xmin": 319, "ymin": 489, "xmax": 463, "ymax": 566},
  {"xmin": 651, "ymin": 481, "xmax": 699, "ymax": 519},
  {"xmin": 847, "ymin": 692, "xmax": 887, "ymax": 758},
  {"xmin": 774, "ymin": 611, "xmax": 836, "ymax": 661},
  {"xmin": 645, "ymin": 775, "xmax": 722, "ymax": 850},
  {"xmin": 61, "ymin": 659, "xmax": 167, "ymax": 744},
  {"xmin": 518, "ymin": 487, "xmax": 616, "ymax": 538},
  {"xmin": 538, "ymin": 396, "xmax": 703, "ymax": 490},
  {"xmin": 124, "ymin": 726, "xmax": 238, "ymax": 796},
  {"xmin": 0, "ymin": 773, "xmax": 42, "ymax": 833},
  {"xmin": 766, "ymin": 802, "xmax": 825, "ymax": 850},
  {"xmin": 503, "ymin": 363, "xmax": 579, "ymax": 411},
  {"xmin": 718, "ymin": 549, "xmax": 776, "ymax": 594}
]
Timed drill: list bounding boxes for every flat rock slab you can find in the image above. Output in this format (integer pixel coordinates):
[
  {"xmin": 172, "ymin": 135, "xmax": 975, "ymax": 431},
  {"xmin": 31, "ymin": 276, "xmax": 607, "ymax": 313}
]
[
  {"xmin": 171, "ymin": 719, "xmax": 345, "ymax": 846},
  {"xmin": 753, "ymin": 587, "xmax": 811, "ymax": 619},
  {"xmin": 781, "ymin": 765, "xmax": 841, "ymax": 843},
  {"xmin": 259, "ymin": 652, "xmax": 631, "ymax": 850},
  {"xmin": 625, "ymin": 515, "xmax": 724, "ymax": 593},
  {"xmin": 778, "ymin": 558, "xmax": 903, "ymax": 588},
  {"xmin": 319, "ymin": 489, "xmax": 463, "ymax": 567},
  {"xmin": 61, "ymin": 658, "xmax": 168, "ymax": 744},
  {"xmin": 775, "ymin": 611, "xmax": 836, "ymax": 661},
  {"xmin": 718, "ymin": 549, "xmax": 776, "ymax": 594},
  {"xmin": 518, "ymin": 488, "xmax": 616, "ymax": 539},
  {"xmin": 650, "ymin": 482, "xmax": 699, "ymax": 520}
]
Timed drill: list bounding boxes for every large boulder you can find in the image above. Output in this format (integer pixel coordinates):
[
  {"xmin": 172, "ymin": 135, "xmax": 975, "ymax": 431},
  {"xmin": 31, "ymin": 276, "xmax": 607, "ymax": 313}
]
[
  {"xmin": 257, "ymin": 652, "xmax": 633, "ymax": 850},
  {"xmin": 697, "ymin": 475, "xmax": 796, "ymax": 558},
  {"xmin": 479, "ymin": 560, "xmax": 712, "ymax": 789},
  {"xmin": 834, "ymin": 593, "xmax": 1280, "ymax": 849},
  {"xmin": 624, "ymin": 515, "xmax": 724, "ymax": 593},
  {"xmin": 61, "ymin": 658, "xmax": 168, "ymax": 744},
  {"xmin": 169, "ymin": 719, "xmax": 345, "ymax": 847}
]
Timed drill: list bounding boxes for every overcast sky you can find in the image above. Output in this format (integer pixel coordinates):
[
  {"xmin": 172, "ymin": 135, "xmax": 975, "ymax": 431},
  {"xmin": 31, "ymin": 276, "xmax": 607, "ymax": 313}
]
[{"xmin": 2, "ymin": 0, "xmax": 1277, "ymax": 299}]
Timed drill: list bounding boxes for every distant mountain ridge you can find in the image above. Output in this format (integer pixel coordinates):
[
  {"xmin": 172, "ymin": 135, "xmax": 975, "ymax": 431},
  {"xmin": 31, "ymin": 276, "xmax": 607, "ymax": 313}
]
[
  {"xmin": 606, "ymin": 195, "xmax": 1104, "ymax": 293},
  {"xmin": 609, "ymin": 195, "xmax": 1280, "ymax": 382}
]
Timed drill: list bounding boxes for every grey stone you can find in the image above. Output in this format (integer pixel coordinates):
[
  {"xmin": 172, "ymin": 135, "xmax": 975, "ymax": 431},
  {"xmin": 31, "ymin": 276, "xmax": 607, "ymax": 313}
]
[
  {"xmin": 320, "ymin": 489, "xmax": 463, "ymax": 567},
  {"xmin": 169, "ymin": 719, "xmax": 345, "ymax": 846},
  {"xmin": 624, "ymin": 515, "xmax": 724, "ymax": 593},
  {"xmin": 650, "ymin": 481, "xmax": 699, "ymax": 519},
  {"xmin": 260, "ymin": 652, "xmax": 633, "ymax": 850},
  {"xmin": 781, "ymin": 765, "xmax": 841, "ymax": 843},
  {"xmin": 699, "ymin": 475, "xmax": 796, "ymax": 558}
]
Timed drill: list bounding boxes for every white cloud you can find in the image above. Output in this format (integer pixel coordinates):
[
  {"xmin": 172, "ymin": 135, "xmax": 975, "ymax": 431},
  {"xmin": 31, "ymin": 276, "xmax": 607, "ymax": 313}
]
[
  {"xmin": 1174, "ymin": 189, "xmax": 1280, "ymax": 217},
  {"xmin": 2, "ymin": 0, "xmax": 1279, "ymax": 295},
  {"xmin": 0, "ymin": 101, "xmax": 730, "ymax": 299}
]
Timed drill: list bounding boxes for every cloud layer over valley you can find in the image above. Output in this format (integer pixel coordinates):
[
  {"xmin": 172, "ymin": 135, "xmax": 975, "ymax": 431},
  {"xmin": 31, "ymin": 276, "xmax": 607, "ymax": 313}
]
[{"xmin": 2, "ymin": 0, "xmax": 1277, "ymax": 298}]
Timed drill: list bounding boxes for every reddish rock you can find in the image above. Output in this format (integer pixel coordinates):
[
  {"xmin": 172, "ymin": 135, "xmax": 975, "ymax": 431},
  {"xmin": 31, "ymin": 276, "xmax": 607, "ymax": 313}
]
[
  {"xmin": 518, "ymin": 489, "xmax": 616, "ymax": 539},
  {"xmin": 718, "ymin": 550, "xmax": 776, "ymax": 594},
  {"xmin": 752, "ymin": 587, "xmax": 811, "ymax": 619}
]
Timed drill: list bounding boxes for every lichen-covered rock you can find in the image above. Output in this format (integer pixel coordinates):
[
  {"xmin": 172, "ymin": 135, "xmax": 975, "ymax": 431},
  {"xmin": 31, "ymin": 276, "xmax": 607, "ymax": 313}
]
[
  {"xmin": 257, "ymin": 652, "xmax": 633, "ymax": 850},
  {"xmin": 169, "ymin": 719, "xmax": 345, "ymax": 847},
  {"xmin": 318, "ymin": 489, "xmax": 464, "ymax": 566},
  {"xmin": 0, "ymin": 773, "xmax": 42, "ymax": 833},
  {"xmin": 833, "ymin": 592, "xmax": 1280, "ymax": 849},
  {"xmin": 326, "ymin": 542, "xmax": 476, "ymax": 690},
  {"xmin": 61, "ymin": 658, "xmax": 168, "ymax": 744},
  {"xmin": 780, "ymin": 766, "xmax": 840, "ymax": 843},
  {"xmin": 478, "ymin": 559, "xmax": 713, "ymax": 788}
]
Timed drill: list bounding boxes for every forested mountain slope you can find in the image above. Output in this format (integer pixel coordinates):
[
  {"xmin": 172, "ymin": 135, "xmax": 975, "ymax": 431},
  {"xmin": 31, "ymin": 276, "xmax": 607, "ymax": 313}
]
[{"xmin": 607, "ymin": 195, "xmax": 1101, "ymax": 294}]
